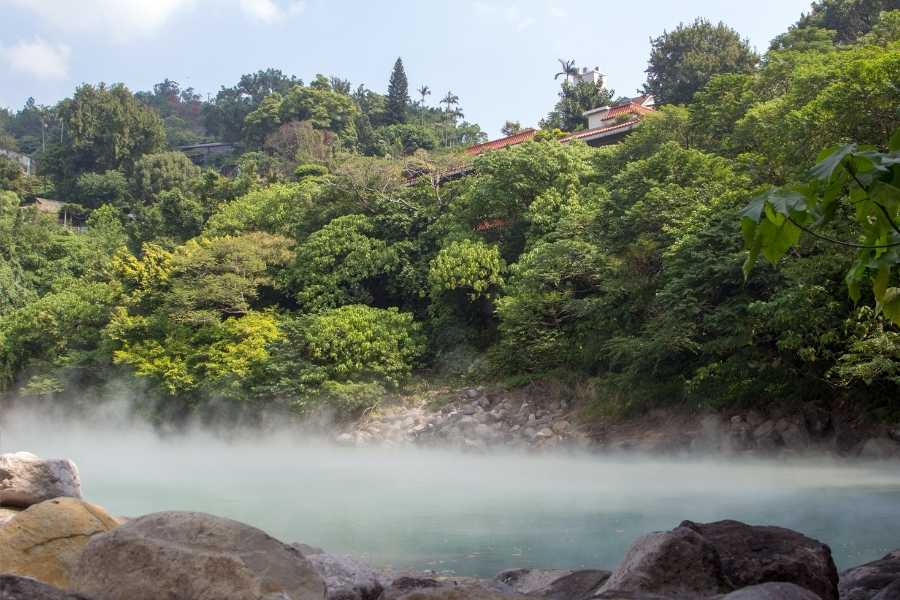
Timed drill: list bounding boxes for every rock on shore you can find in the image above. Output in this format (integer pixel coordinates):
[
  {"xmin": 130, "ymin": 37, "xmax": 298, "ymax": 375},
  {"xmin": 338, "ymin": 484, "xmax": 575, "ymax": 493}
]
[
  {"xmin": 0, "ymin": 498, "xmax": 118, "ymax": 590},
  {"xmin": 337, "ymin": 386, "xmax": 900, "ymax": 459},
  {"xmin": 0, "ymin": 452, "xmax": 81, "ymax": 508},
  {"xmin": 838, "ymin": 550, "xmax": 900, "ymax": 600},
  {"xmin": 71, "ymin": 511, "xmax": 326, "ymax": 600},
  {"xmin": 0, "ymin": 575, "xmax": 90, "ymax": 600}
]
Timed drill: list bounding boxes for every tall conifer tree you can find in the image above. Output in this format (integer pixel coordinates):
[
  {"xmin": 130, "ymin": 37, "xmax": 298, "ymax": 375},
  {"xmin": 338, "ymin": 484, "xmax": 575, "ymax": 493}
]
[{"xmin": 386, "ymin": 57, "xmax": 410, "ymax": 124}]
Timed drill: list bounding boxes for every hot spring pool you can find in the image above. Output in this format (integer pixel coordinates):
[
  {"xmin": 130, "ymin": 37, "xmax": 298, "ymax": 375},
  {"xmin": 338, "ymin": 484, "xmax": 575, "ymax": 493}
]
[{"xmin": 4, "ymin": 409, "xmax": 900, "ymax": 577}]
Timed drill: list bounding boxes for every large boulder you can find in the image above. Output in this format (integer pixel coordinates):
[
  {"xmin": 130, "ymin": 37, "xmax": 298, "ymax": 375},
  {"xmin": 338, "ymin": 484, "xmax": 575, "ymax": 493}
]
[
  {"xmin": 292, "ymin": 544, "xmax": 386, "ymax": 600},
  {"xmin": 839, "ymin": 549, "xmax": 900, "ymax": 600},
  {"xmin": 0, "ymin": 452, "xmax": 81, "ymax": 508},
  {"xmin": 494, "ymin": 568, "xmax": 611, "ymax": 599},
  {"xmin": 380, "ymin": 583, "xmax": 530, "ymax": 600},
  {"xmin": 589, "ymin": 592, "xmax": 674, "ymax": 599},
  {"xmin": 598, "ymin": 526, "xmax": 732, "ymax": 598},
  {"xmin": 0, "ymin": 507, "xmax": 20, "ymax": 526},
  {"xmin": 720, "ymin": 582, "xmax": 822, "ymax": 599},
  {"xmin": 680, "ymin": 520, "xmax": 838, "ymax": 600},
  {"xmin": 0, "ymin": 497, "xmax": 119, "ymax": 589},
  {"xmin": 71, "ymin": 511, "xmax": 326, "ymax": 600},
  {"xmin": 873, "ymin": 580, "xmax": 900, "ymax": 600},
  {"xmin": 0, "ymin": 576, "xmax": 90, "ymax": 600}
]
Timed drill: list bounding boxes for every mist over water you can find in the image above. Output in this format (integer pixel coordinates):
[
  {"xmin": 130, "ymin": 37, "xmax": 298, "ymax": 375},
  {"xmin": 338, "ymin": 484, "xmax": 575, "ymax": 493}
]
[{"xmin": 3, "ymin": 403, "xmax": 900, "ymax": 576}]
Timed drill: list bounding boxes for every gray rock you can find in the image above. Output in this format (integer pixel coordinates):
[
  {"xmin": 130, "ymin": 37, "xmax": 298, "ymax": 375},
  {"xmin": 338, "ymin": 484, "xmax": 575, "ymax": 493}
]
[
  {"xmin": 745, "ymin": 412, "xmax": 765, "ymax": 428},
  {"xmin": 754, "ymin": 421, "xmax": 776, "ymax": 439},
  {"xmin": 804, "ymin": 409, "xmax": 831, "ymax": 438},
  {"xmin": 382, "ymin": 583, "xmax": 529, "ymax": 599},
  {"xmin": 0, "ymin": 576, "xmax": 90, "ymax": 600},
  {"xmin": 780, "ymin": 424, "xmax": 811, "ymax": 451},
  {"xmin": 721, "ymin": 582, "xmax": 822, "ymax": 599},
  {"xmin": 72, "ymin": 511, "xmax": 326, "ymax": 600},
  {"xmin": 599, "ymin": 526, "xmax": 732, "ymax": 597},
  {"xmin": 874, "ymin": 579, "xmax": 900, "ymax": 600},
  {"xmin": 888, "ymin": 427, "xmax": 900, "ymax": 443},
  {"xmin": 839, "ymin": 549, "xmax": 900, "ymax": 600},
  {"xmin": 381, "ymin": 575, "xmax": 443, "ymax": 598},
  {"xmin": 680, "ymin": 520, "xmax": 838, "ymax": 600},
  {"xmin": 295, "ymin": 547, "xmax": 386, "ymax": 600},
  {"xmin": 496, "ymin": 568, "xmax": 611, "ymax": 599},
  {"xmin": 0, "ymin": 452, "xmax": 82, "ymax": 509},
  {"xmin": 590, "ymin": 590, "xmax": 675, "ymax": 599},
  {"xmin": 858, "ymin": 438, "xmax": 900, "ymax": 460},
  {"xmin": 552, "ymin": 421, "xmax": 572, "ymax": 435}
]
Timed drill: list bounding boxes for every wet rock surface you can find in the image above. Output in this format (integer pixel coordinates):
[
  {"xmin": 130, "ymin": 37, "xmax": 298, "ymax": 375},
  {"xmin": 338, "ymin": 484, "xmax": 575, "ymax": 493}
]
[{"xmin": 0, "ymin": 452, "xmax": 82, "ymax": 508}]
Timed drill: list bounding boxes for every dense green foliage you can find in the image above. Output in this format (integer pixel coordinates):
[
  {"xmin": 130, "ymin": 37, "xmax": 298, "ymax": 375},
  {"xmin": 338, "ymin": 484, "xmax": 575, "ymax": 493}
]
[
  {"xmin": 1, "ymin": 4, "xmax": 898, "ymax": 422},
  {"xmin": 644, "ymin": 19, "xmax": 759, "ymax": 105}
]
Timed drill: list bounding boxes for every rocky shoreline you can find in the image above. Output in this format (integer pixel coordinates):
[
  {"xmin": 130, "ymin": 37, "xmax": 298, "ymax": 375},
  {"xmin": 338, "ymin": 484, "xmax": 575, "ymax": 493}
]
[
  {"xmin": 2, "ymin": 451, "xmax": 900, "ymax": 599},
  {"xmin": 334, "ymin": 385, "xmax": 900, "ymax": 461}
]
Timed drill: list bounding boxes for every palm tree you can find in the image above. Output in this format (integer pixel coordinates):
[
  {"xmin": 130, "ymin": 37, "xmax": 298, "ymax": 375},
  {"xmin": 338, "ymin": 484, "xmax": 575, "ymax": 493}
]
[
  {"xmin": 440, "ymin": 91, "xmax": 461, "ymax": 147},
  {"xmin": 417, "ymin": 85, "xmax": 431, "ymax": 106},
  {"xmin": 440, "ymin": 91, "xmax": 460, "ymax": 114},
  {"xmin": 554, "ymin": 59, "xmax": 578, "ymax": 84}
]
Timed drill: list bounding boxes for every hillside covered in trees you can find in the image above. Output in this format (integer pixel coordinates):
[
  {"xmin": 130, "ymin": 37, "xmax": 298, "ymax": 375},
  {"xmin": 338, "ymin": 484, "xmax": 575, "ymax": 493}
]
[{"xmin": 1, "ymin": 0, "xmax": 898, "ymax": 423}]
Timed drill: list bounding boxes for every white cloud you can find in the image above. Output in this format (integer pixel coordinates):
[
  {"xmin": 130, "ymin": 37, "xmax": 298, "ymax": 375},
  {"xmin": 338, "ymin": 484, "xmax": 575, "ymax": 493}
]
[
  {"xmin": 2, "ymin": 0, "xmax": 195, "ymax": 42},
  {"xmin": 3, "ymin": 37, "xmax": 71, "ymax": 80},
  {"xmin": 239, "ymin": 0, "xmax": 281, "ymax": 22},
  {"xmin": 239, "ymin": 0, "xmax": 305, "ymax": 23},
  {"xmin": 546, "ymin": 0, "xmax": 568, "ymax": 19}
]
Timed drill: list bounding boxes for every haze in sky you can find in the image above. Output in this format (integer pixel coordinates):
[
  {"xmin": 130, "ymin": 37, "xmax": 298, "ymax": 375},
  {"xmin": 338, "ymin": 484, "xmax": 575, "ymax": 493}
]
[{"xmin": 1, "ymin": 0, "xmax": 814, "ymax": 136}]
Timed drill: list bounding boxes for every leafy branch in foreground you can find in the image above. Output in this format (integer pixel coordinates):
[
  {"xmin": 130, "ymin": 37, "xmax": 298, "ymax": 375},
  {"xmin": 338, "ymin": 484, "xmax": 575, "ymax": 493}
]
[{"xmin": 741, "ymin": 130, "xmax": 900, "ymax": 323}]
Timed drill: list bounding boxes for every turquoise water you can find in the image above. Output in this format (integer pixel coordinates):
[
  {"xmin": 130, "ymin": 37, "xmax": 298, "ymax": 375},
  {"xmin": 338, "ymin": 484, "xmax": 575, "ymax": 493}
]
[{"xmin": 5, "ymin": 413, "xmax": 900, "ymax": 577}]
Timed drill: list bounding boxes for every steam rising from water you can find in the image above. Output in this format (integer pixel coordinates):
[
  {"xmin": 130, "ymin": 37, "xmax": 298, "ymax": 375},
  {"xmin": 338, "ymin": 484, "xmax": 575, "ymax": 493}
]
[{"xmin": 3, "ymin": 402, "xmax": 900, "ymax": 576}]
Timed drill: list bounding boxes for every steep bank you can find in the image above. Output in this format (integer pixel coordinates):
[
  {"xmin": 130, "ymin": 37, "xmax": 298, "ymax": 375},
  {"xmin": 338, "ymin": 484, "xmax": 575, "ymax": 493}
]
[{"xmin": 335, "ymin": 382, "xmax": 900, "ymax": 460}]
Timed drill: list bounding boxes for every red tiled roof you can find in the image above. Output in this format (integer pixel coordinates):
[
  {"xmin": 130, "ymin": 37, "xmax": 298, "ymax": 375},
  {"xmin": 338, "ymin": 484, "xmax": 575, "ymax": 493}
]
[
  {"xmin": 560, "ymin": 119, "xmax": 641, "ymax": 143},
  {"xmin": 604, "ymin": 102, "xmax": 655, "ymax": 120},
  {"xmin": 466, "ymin": 128, "xmax": 537, "ymax": 156},
  {"xmin": 475, "ymin": 218, "xmax": 509, "ymax": 231}
]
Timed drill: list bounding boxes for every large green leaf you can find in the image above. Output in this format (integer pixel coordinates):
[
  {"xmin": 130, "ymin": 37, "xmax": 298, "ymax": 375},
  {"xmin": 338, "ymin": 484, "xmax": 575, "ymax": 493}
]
[
  {"xmin": 810, "ymin": 144, "xmax": 856, "ymax": 182},
  {"xmin": 739, "ymin": 194, "xmax": 766, "ymax": 223},
  {"xmin": 768, "ymin": 190, "xmax": 807, "ymax": 217},
  {"xmin": 890, "ymin": 128, "xmax": 900, "ymax": 152}
]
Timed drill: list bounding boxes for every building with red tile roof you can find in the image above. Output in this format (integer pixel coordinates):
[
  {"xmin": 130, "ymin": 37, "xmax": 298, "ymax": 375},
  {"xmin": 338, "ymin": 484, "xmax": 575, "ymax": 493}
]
[
  {"xmin": 465, "ymin": 128, "xmax": 537, "ymax": 156},
  {"xmin": 406, "ymin": 95, "xmax": 655, "ymax": 186}
]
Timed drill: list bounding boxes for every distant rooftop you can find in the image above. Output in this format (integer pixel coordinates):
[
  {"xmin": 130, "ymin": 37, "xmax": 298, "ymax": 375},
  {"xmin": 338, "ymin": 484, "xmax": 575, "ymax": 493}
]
[{"xmin": 466, "ymin": 129, "xmax": 538, "ymax": 156}]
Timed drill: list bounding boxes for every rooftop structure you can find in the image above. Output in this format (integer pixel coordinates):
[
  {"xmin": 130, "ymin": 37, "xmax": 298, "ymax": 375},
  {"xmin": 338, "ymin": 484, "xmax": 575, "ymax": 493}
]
[
  {"xmin": 466, "ymin": 129, "xmax": 538, "ymax": 156},
  {"xmin": 561, "ymin": 95, "xmax": 656, "ymax": 146},
  {"xmin": 572, "ymin": 66, "xmax": 604, "ymax": 87}
]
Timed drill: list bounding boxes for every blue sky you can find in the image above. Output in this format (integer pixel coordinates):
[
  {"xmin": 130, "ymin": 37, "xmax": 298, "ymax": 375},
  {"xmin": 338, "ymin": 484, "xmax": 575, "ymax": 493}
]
[{"xmin": 1, "ymin": 0, "xmax": 813, "ymax": 136}]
